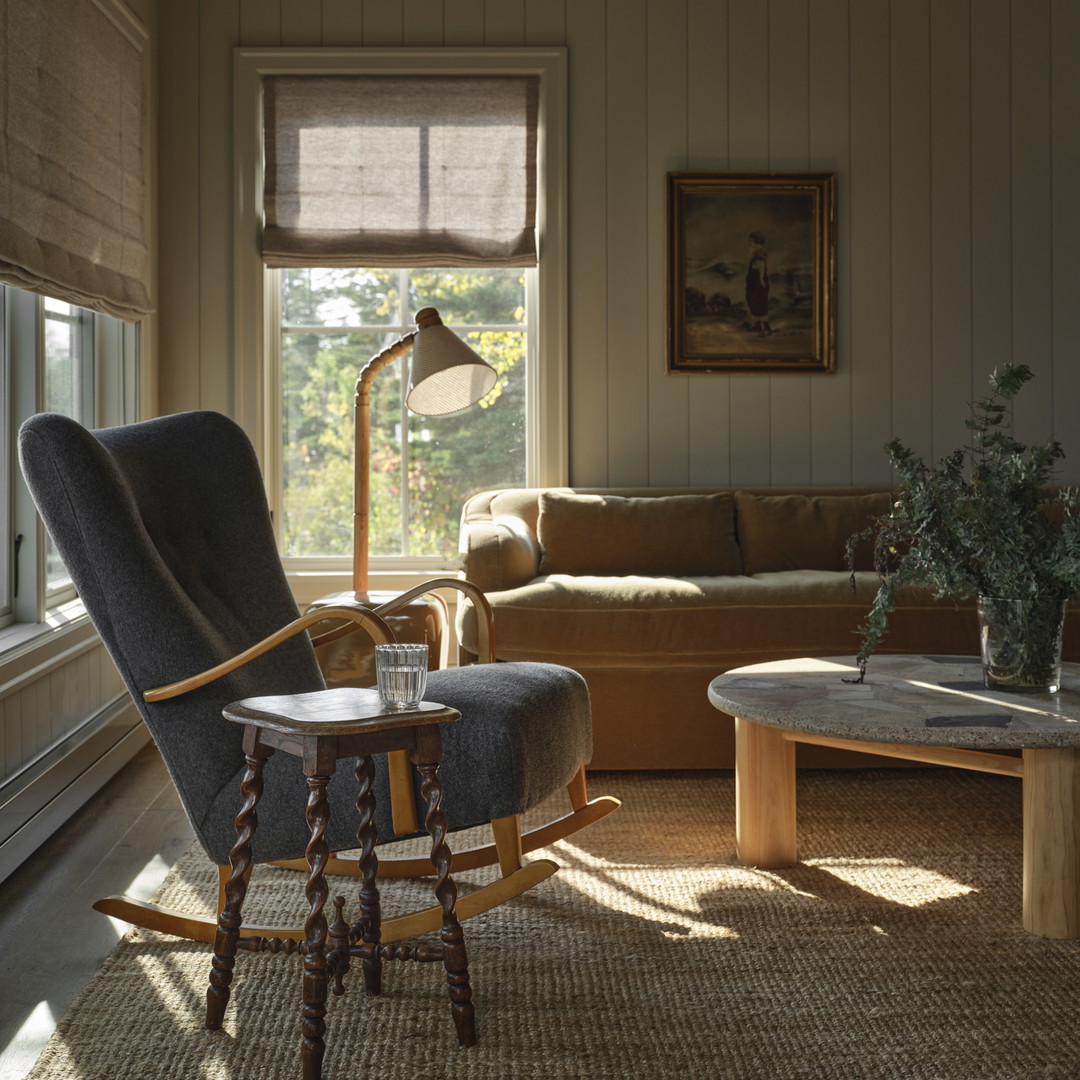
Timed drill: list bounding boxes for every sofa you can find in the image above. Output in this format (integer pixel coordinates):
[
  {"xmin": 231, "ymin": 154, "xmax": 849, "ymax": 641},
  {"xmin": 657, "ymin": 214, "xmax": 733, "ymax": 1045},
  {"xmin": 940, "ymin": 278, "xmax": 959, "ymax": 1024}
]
[{"xmin": 456, "ymin": 486, "xmax": 1080, "ymax": 770}]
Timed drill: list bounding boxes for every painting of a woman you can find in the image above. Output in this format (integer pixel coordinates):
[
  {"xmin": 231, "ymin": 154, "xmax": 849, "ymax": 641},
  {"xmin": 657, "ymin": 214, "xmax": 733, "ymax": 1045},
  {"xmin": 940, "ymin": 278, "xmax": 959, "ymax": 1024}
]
[
  {"xmin": 744, "ymin": 231, "xmax": 771, "ymax": 336},
  {"xmin": 666, "ymin": 172, "xmax": 835, "ymax": 373}
]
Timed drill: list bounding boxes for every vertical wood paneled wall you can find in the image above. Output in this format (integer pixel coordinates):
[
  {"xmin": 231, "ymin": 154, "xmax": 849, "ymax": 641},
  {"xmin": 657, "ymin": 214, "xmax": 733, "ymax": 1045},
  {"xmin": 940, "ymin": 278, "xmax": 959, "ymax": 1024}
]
[
  {"xmin": 156, "ymin": 0, "xmax": 1080, "ymax": 487},
  {"xmin": 0, "ymin": 645, "xmax": 128, "ymax": 787}
]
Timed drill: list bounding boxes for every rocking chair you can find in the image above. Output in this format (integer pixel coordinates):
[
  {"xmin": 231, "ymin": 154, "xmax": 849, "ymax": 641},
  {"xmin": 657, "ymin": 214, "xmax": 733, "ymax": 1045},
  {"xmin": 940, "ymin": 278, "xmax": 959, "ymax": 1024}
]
[{"xmin": 18, "ymin": 409, "xmax": 619, "ymax": 946}]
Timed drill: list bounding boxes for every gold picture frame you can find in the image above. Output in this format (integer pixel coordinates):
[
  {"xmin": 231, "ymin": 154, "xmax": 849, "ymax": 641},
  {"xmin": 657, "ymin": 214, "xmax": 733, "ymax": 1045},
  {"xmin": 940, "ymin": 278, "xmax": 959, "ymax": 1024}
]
[{"xmin": 667, "ymin": 172, "xmax": 836, "ymax": 373}]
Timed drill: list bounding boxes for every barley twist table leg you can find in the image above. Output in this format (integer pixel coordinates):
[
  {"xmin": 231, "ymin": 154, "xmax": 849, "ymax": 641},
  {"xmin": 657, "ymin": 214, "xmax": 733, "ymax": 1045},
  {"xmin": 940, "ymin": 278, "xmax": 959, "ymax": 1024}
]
[
  {"xmin": 328, "ymin": 896, "xmax": 350, "ymax": 997},
  {"xmin": 417, "ymin": 760, "xmax": 476, "ymax": 1048},
  {"xmin": 354, "ymin": 753, "xmax": 382, "ymax": 995},
  {"xmin": 207, "ymin": 750, "xmax": 265, "ymax": 1029},
  {"xmin": 302, "ymin": 774, "xmax": 332, "ymax": 1080}
]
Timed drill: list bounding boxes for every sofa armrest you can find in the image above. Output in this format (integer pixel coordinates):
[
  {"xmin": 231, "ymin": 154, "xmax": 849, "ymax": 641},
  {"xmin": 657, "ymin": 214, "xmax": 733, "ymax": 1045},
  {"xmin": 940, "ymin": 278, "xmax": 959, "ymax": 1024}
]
[{"xmin": 461, "ymin": 515, "xmax": 540, "ymax": 592}]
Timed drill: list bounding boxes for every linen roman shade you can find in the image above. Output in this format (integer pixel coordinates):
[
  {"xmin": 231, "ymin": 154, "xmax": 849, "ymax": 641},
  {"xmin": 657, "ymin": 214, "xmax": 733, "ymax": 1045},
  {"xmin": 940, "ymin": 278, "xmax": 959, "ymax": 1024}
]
[
  {"xmin": 262, "ymin": 75, "xmax": 539, "ymax": 268},
  {"xmin": 0, "ymin": 0, "xmax": 152, "ymax": 319}
]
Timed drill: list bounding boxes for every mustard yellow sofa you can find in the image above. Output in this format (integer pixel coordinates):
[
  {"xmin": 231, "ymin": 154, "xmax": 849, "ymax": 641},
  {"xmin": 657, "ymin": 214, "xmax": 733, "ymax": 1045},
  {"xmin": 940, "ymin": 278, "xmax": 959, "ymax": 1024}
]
[{"xmin": 457, "ymin": 486, "xmax": 1079, "ymax": 770}]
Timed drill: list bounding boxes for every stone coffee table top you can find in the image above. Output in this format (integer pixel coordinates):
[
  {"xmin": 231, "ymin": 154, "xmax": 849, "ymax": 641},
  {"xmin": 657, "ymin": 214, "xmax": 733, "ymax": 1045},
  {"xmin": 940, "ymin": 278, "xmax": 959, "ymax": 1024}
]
[{"xmin": 708, "ymin": 654, "xmax": 1080, "ymax": 750}]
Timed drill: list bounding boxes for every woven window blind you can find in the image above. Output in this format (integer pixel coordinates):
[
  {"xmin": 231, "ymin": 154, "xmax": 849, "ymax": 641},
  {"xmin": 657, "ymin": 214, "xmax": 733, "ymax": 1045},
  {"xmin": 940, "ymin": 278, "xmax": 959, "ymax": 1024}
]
[
  {"xmin": 262, "ymin": 75, "xmax": 539, "ymax": 268},
  {"xmin": 0, "ymin": 0, "xmax": 152, "ymax": 320}
]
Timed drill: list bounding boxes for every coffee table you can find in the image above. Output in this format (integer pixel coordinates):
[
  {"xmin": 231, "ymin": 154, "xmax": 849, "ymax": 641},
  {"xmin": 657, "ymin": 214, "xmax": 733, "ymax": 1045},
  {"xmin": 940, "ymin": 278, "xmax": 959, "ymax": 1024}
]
[{"xmin": 708, "ymin": 654, "xmax": 1080, "ymax": 939}]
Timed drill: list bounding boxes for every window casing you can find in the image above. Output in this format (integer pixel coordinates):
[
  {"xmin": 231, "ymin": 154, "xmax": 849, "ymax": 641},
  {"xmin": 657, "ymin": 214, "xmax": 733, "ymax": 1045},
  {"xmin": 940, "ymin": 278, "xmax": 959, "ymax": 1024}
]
[
  {"xmin": 2, "ymin": 284, "xmax": 139, "ymax": 633},
  {"xmin": 234, "ymin": 48, "xmax": 568, "ymax": 579}
]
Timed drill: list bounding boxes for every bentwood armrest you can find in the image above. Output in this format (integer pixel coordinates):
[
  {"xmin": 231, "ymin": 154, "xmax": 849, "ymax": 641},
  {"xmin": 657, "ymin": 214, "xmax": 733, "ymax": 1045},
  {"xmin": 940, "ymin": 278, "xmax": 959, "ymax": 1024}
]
[
  {"xmin": 143, "ymin": 605, "xmax": 395, "ymax": 703},
  {"xmin": 373, "ymin": 578, "xmax": 497, "ymax": 664}
]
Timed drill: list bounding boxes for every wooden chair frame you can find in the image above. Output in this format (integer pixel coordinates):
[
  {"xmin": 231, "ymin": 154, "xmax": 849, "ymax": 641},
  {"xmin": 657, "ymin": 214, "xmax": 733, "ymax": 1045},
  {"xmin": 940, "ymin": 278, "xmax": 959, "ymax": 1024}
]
[{"xmin": 94, "ymin": 582, "xmax": 620, "ymax": 945}]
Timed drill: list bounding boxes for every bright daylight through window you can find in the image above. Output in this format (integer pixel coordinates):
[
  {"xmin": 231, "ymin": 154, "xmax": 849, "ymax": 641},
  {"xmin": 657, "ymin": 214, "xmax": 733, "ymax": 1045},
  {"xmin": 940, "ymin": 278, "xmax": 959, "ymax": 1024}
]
[
  {"xmin": 42, "ymin": 297, "xmax": 93, "ymax": 597},
  {"xmin": 279, "ymin": 266, "xmax": 528, "ymax": 563}
]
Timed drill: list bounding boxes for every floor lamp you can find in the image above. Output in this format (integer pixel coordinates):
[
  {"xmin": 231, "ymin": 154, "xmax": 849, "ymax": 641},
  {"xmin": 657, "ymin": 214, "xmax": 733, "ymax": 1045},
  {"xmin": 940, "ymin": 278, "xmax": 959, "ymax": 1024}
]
[{"xmin": 352, "ymin": 306, "xmax": 498, "ymax": 596}]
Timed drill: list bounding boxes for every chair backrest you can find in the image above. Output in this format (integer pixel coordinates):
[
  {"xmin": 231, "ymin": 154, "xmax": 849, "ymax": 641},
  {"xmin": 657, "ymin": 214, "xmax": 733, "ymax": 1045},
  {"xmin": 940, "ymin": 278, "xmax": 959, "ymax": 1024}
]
[{"xmin": 18, "ymin": 411, "xmax": 326, "ymax": 831}]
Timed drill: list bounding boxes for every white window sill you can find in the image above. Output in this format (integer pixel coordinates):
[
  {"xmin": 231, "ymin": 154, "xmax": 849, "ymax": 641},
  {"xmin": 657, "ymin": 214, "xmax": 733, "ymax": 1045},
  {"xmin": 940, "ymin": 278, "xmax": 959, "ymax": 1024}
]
[
  {"xmin": 0, "ymin": 598, "xmax": 89, "ymax": 655},
  {"xmin": 0, "ymin": 600, "xmax": 101, "ymax": 693}
]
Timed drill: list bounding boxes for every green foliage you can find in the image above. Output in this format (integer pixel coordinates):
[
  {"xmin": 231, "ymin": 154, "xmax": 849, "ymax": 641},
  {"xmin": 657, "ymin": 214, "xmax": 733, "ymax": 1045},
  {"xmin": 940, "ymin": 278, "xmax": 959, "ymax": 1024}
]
[
  {"xmin": 847, "ymin": 364, "xmax": 1080, "ymax": 677},
  {"xmin": 279, "ymin": 268, "xmax": 527, "ymax": 560}
]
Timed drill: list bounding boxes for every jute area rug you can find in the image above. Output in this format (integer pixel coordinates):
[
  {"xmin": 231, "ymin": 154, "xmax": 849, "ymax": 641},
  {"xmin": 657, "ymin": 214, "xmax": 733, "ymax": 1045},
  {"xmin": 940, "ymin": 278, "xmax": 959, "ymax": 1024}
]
[{"xmin": 27, "ymin": 769, "xmax": 1080, "ymax": 1080}]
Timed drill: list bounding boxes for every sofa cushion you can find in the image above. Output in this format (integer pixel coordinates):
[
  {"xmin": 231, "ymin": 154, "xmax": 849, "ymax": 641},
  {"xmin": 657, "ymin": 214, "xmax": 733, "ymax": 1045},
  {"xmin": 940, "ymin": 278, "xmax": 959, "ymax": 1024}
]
[
  {"xmin": 457, "ymin": 570, "xmax": 978, "ymax": 667},
  {"xmin": 735, "ymin": 491, "xmax": 892, "ymax": 575},
  {"xmin": 537, "ymin": 491, "xmax": 742, "ymax": 576}
]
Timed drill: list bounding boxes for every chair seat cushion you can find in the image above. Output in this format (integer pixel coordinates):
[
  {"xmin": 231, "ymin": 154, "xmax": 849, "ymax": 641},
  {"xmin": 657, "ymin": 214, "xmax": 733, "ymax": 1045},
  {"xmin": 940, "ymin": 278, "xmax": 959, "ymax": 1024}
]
[
  {"xmin": 420, "ymin": 661, "xmax": 591, "ymax": 828},
  {"xmin": 200, "ymin": 662, "xmax": 592, "ymax": 863}
]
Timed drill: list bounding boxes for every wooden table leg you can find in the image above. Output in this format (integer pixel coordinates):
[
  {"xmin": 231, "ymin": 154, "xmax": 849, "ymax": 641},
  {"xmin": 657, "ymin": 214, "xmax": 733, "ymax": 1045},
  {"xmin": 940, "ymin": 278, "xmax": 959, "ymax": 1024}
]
[
  {"xmin": 735, "ymin": 716, "xmax": 797, "ymax": 868},
  {"xmin": 354, "ymin": 754, "xmax": 382, "ymax": 995},
  {"xmin": 1023, "ymin": 747, "xmax": 1080, "ymax": 939},
  {"xmin": 207, "ymin": 745, "xmax": 268, "ymax": 1029},
  {"xmin": 414, "ymin": 741, "xmax": 476, "ymax": 1049},
  {"xmin": 302, "ymin": 773, "xmax": 332, "ymax": 1080}
]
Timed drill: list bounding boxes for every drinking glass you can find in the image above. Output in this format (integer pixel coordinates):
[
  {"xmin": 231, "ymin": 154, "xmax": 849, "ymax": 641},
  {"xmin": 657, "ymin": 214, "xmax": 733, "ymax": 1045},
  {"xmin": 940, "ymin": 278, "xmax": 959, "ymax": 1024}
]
[{"xmin": 374, "ymin": 643, "xmax": 429, "ymax": 710}]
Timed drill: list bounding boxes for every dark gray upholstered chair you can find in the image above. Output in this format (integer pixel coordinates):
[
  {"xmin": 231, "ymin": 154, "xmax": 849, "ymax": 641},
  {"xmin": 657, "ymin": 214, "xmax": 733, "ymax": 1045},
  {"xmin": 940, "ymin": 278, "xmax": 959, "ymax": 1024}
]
[{"xmin": 18, "ymin": 410, "xmax": 618, "ymax": 943}]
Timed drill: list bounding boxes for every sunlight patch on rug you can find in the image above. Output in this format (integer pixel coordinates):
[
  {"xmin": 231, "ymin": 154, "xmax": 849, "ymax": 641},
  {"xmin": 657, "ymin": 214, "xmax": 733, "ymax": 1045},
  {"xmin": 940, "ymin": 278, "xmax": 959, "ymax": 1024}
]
[{"xmin": 805, "ymin": 856, "xmax": 976, "ymax": 906}]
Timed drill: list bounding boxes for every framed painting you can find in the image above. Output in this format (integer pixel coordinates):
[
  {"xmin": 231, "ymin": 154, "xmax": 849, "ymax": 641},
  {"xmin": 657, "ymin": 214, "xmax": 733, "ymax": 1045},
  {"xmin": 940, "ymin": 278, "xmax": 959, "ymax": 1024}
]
[{"xmin": 667, "ymin": 172, "xmax": 836, "ymax": 373}]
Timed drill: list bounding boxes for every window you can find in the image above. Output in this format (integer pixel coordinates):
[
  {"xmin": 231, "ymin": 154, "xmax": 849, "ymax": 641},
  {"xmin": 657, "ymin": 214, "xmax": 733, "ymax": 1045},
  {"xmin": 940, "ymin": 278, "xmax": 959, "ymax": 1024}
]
[
  {"xmin": 279, "ymin": 267, "xmax": 527, "ymax": 562},
  {"xmin": 42, "ymin": 298, "xmax": 94, "ymax": 598},
  {"xmin": 1, "ymin": 284, "xmax": 138, "ymax": 631},
  {"xmin": 234, "ymin": 48, "xmax": 568, "ymax": 579}
]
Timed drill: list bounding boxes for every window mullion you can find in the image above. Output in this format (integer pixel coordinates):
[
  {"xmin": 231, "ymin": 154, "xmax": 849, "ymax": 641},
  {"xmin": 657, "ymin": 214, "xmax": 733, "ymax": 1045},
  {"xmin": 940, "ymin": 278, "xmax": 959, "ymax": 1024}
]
[
  {"xmin": 264, "ymin": 268, "xmax": 284, "ymax": 550},
  {"xmin": 81, "ymin": 309, "xmax": 95, "ymax": 425}
]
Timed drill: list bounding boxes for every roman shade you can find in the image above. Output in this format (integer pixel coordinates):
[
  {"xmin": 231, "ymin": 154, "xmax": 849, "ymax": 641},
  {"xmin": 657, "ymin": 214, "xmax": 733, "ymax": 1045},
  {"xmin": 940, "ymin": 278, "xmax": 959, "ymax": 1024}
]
[
  {"xmin": 0, "ymin": 0, "xmax": 152, "ymax": 319},
  {"xmin": 262, "ymin": 75, "xmax": 539, "ymax": 268}
]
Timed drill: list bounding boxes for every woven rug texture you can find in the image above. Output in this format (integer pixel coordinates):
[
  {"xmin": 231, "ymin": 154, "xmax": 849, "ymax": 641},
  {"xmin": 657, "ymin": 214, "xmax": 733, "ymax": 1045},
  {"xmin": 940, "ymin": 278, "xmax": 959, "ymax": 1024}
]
[{"xmin": 26, "ymin": 769, "xmax": 1080, "ymax": 1080}]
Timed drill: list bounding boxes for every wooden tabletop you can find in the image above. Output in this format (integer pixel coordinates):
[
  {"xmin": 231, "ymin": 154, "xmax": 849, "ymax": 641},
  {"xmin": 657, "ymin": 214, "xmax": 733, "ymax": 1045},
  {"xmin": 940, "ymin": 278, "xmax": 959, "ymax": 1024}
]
[{"xmin": 223, "ymin": 686, "xmax": 458, "ymax": 736}]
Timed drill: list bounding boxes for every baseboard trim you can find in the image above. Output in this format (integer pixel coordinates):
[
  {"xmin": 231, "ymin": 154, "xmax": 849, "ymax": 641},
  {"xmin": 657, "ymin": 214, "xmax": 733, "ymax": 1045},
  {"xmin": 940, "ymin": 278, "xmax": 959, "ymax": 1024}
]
[{"xmin": 0, "ymin": 704, "xmax": 151, "ymax": 885}]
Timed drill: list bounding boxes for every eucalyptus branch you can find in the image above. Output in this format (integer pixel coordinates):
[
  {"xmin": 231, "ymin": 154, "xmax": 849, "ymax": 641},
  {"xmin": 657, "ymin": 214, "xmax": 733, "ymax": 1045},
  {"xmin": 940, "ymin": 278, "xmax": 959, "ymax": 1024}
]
[{"xmin": 848, "ymin": 364, "xmax": 1079, "ymax": 677}]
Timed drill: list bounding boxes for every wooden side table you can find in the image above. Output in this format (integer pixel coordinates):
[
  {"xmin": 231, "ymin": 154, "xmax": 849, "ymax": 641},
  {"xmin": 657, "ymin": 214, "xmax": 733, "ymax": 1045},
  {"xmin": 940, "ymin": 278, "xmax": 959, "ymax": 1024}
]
[{"xmin": 205, "ymin": 686, "xmax": 475, "ymax": 1080}]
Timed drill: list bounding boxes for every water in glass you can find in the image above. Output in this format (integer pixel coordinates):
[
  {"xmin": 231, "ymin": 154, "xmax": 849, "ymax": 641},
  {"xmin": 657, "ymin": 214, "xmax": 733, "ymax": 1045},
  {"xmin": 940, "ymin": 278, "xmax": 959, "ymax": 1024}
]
[{"xmin": 375, "ymin": 644, "xmax": 429, "ymax": 709}]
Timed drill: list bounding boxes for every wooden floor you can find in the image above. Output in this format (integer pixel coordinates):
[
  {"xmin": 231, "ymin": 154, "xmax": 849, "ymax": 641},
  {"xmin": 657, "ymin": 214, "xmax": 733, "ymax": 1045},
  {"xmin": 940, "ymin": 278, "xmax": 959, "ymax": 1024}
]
[{"xmin": 0, "ymin": 743, "xmax": 194, "ymax": 1080}]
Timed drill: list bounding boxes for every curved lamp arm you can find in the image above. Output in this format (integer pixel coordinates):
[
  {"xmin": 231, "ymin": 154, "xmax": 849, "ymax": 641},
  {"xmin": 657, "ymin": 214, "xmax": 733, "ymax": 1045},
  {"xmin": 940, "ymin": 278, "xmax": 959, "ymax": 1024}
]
[{"xmin": 353, "ymin": 329, "xmax": 417, "ymax": 594}]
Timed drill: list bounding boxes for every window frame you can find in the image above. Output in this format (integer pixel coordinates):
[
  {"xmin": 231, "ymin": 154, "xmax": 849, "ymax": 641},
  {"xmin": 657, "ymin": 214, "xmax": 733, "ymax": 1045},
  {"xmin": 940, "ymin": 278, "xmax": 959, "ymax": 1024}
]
[
  {"xmin": 0, "ymin": 0, "xmax": 152, "ymax": 650},
  {"xmin": 233, "ymin": 47, "xmax": 568, "ymax": 578},
  {"xmin": 1, "ymin": 285, "xmax": 140, "ymax": 635},
  {"xmin": 275, "ymin": 265, "xmax": 533, "ymax": 568}
]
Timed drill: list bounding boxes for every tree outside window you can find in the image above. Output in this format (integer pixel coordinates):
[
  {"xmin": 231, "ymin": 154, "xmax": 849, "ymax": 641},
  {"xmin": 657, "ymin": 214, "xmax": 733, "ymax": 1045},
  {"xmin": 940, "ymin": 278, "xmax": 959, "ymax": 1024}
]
[{"xmin": 280, "ymin": 267, "xmax": 527, "ymax": 562}]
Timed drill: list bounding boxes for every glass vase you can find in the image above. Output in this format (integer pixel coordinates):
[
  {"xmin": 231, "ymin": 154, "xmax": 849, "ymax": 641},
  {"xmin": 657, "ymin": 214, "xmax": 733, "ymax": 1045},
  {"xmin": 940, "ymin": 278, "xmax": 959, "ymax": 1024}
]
[{"xmin": 977, "ymin": 595, "xmax": 1067, "ymax": 694}]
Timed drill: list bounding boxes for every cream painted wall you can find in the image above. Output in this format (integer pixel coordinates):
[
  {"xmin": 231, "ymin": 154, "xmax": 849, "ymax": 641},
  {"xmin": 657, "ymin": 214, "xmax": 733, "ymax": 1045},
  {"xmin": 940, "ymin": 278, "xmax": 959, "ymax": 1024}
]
[{"xmin": 155, "ymin": 0, "xmax": 1080, "ymax": 487}]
